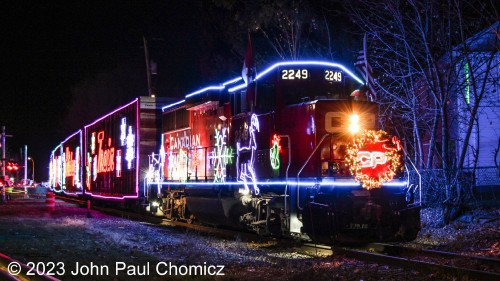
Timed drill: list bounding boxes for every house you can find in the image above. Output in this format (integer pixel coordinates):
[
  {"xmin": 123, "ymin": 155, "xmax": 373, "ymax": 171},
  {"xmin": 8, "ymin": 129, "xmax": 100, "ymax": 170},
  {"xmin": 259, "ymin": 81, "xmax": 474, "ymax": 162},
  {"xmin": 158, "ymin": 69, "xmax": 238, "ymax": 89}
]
[{"xmin": 452, "ymin": 22, "xmax": 500, "ymax": 188}]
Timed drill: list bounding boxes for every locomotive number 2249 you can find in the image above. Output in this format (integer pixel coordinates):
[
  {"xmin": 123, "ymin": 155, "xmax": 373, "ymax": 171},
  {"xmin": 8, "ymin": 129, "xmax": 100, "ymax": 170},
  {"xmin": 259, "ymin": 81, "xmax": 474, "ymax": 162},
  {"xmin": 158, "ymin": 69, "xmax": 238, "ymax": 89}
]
[
  {"xmin": 280, "ymin": 69, "xmax": 343, "ymax": 82},
  {"xmin": 281, "ymin": 69, "xmax": 309, "ymax": 80},
  {"xmin": 325, "ymin": 70, "xmax": 342, "ymax": 82}
]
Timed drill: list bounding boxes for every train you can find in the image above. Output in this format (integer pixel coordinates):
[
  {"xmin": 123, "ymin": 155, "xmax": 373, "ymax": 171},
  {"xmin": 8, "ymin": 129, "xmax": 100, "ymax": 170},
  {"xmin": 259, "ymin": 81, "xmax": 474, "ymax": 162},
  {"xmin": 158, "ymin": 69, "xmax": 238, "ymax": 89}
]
[{"xmin": 49, "ymin": 60, "xmax": 421, "ymax": 244}]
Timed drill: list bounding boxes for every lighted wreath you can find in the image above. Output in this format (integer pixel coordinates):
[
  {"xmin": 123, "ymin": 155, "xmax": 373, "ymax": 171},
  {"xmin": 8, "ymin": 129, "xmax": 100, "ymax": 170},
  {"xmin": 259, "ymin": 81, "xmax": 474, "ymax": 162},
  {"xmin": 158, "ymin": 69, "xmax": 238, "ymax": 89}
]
[{"xmin": 345, "ymin": 130, "xmax": 403, "ymax": 189}]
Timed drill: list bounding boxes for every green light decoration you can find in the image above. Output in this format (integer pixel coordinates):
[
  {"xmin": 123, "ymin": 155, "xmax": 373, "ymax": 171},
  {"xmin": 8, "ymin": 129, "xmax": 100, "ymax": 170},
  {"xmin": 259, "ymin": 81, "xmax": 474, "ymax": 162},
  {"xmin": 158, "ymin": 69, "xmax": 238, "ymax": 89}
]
[
  {"xmin": 464, "ymin": 62, "xmax": 470, "ymax": 105},
  {"xmin": 270, "ymin": 134, "xmax": 281, "ymax": 170}
]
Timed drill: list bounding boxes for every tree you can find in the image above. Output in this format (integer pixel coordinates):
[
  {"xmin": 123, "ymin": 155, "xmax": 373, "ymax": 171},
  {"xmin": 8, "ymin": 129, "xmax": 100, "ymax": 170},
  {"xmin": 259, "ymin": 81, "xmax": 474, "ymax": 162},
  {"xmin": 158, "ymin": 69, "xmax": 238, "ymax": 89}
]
[
  {"xmin": 343, "ymin": 0, "xmax": 499, "ymax": 207},
  {"xmin": 203, "ymin": 0, "xmax": 355, "ymax": 74}
]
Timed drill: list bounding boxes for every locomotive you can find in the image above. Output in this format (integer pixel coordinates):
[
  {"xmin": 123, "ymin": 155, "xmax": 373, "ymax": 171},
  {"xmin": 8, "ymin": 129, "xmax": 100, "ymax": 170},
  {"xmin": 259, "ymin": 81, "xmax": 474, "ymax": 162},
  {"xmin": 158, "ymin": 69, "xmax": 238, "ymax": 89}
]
[{"xmin": 49, "ymin": 60, "xmax": 421, "ymax": 244}]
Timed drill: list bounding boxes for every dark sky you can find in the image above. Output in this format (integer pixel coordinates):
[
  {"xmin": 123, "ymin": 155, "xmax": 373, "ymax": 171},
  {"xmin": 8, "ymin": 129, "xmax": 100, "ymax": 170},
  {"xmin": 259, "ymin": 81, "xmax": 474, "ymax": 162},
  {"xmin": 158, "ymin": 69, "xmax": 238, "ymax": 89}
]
[{"xmin": 1, "ymin": 0, "xmax": 204, "ymax": 181}]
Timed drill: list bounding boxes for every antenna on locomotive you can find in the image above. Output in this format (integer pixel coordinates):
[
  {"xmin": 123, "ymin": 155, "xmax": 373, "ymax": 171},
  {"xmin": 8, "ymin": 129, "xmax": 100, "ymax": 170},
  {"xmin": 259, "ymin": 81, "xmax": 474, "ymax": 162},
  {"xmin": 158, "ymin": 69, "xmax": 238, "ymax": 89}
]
[
  {"xmin": 242, "ymin": 31, "xmax": 257, "ymax": 112},
  {"xmin": 242, "ymin": 31, "xmax": 256, "ymax": 85},
  {"xmin": 143, "ymin": 36, "xmax": 158, "ymax": 97}
]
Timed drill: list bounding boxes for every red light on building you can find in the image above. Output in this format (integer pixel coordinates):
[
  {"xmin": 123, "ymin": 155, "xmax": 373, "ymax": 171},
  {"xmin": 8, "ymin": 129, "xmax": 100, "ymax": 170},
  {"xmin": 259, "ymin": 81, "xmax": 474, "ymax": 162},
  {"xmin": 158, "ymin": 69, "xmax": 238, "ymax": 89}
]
[{"xmin": 6, "ymin": 161, "xmax": 20, "ymax": 171}]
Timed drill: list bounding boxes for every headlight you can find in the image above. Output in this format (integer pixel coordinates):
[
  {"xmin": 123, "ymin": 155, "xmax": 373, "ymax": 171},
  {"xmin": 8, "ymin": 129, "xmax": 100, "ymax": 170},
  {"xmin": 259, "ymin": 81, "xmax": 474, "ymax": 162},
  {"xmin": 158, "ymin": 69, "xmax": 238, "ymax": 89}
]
[{"xmin": 349, "ymin": 114, "xmax": 360, "ymax": 134}]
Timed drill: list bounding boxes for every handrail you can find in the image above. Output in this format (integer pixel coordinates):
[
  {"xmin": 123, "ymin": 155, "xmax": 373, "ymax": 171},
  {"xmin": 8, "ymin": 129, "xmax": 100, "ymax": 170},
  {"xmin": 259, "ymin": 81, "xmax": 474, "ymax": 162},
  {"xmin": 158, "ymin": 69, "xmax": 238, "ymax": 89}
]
[
  {"xmin": 279, "ymin": 135, "xmax": 291, "ymax": 216},
  {"xmin": 296, "ymin": 133, "xmax": 330, "ymax": 210},
  {"xmin": 402, "ymin": 146, "xmax": 422, "ymax": 204}
]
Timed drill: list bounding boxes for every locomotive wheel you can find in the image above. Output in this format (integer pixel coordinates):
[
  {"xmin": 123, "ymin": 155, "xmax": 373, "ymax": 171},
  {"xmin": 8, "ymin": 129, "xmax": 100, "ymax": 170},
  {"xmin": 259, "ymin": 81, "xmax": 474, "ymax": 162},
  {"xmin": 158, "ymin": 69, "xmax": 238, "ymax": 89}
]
[
  {"xmin": 400, "ymin": 224, "xmax": 419, "ymax": 241},
  {"xmin": 398, "ymin": 208, "xmax": 421, "ymax": 241}
]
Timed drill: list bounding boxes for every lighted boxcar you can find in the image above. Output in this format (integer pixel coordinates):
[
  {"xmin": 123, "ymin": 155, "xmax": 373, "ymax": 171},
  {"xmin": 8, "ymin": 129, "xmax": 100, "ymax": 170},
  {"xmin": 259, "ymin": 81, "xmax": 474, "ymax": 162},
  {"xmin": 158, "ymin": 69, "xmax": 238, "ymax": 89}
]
[
  {"xmin": 50, "ymin": 96, "xmax": 170, "ymax": 204},
  {"xmin": 83, "ymin": 96, "xmax": 169, "ymax": 202},
  {"xmin": 49, "ymin": 130, "xmax": 83, "ymax": 195}
]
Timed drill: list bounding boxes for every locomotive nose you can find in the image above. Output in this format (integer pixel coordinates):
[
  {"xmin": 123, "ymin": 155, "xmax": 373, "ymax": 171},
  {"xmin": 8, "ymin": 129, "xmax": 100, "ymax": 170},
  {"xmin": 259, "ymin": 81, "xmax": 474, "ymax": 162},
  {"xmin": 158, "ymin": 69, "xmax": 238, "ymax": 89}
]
[{"xmin": 360, "ymin": 200, "xmax": 382, "ymax": 221}]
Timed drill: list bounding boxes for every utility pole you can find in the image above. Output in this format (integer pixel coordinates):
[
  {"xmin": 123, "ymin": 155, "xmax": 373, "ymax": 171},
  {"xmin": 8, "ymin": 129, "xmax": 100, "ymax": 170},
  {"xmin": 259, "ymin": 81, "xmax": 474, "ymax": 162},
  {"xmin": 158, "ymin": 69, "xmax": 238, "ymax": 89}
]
[
  {"xmin": 143, "ymin": 36, "xmax": 153, "ymax": 97},
  {"xmin": 24, "ymin": 145, "xmax": 28, "ymax": 185},
  {"xmin": 1, "ymin": 126, "xmax": 13, "ymax": 178},
  {"xmin": 1, "ymin": 126, "xmax": 13, "ymax": 202}
]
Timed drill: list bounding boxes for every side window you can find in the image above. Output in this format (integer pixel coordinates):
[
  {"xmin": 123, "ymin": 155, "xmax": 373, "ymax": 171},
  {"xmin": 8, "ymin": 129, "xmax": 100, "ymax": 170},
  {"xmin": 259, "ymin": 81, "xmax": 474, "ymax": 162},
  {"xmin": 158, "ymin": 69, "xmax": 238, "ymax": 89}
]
[
  {"xmin": 256, "ymin": 84, "xmax": 275, "ymax": 113},
  {"xmin": 231, "ymin": 89, "xmax": 249, "ymax": 115},
  {"xmin": 162, "ymin": 109, "xmax": 189, "ymax": 131}
]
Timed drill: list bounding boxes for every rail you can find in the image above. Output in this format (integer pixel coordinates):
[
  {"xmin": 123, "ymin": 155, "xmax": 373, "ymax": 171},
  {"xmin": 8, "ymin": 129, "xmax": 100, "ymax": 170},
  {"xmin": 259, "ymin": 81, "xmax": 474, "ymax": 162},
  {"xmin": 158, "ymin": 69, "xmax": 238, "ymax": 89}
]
[
  {"xmin": 296, "ymin": 133, "xmax": 330, "ymax": 210},
  {"xmin": 337, "ymin": 243, "xmax": 500, "ymax": 280},
  {"xmin": 0, "ymin": 252, "xmax": 61, "ymax": 281},
  {"xmin": 279, "ymin": 135, "xmax": 291, "ymax": 216}
]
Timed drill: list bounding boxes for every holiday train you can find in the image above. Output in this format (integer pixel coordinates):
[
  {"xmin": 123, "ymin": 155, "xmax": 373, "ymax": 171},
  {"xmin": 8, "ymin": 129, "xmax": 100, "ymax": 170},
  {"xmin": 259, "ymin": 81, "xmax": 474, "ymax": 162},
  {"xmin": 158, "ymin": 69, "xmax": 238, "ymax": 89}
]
[{"xmin": 49, "ymin": 60, "xmax": 421, "ymax": 243}]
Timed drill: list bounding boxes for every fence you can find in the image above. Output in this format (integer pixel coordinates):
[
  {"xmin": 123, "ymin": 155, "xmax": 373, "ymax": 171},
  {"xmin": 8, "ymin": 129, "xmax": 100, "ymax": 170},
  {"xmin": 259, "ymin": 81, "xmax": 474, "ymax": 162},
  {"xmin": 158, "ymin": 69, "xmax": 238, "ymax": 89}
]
[{"xmin": 408, "ymin": 167, "xmax": 500, "ymax": 206}]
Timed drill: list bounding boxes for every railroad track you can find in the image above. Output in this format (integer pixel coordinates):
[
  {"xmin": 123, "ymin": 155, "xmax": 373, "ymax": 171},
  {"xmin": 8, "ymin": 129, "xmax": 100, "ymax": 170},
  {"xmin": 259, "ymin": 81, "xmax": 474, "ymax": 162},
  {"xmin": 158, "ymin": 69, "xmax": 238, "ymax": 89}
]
[
  {"xmin": 367, "ymin": 243, "xmax": 500, "ymax": 272},
  {"xmin": 133, "ymin": 209, "xmax": 500, "ymax": 280},
  {"xmin": 298, "ymin": 242, "xmax": 500, "ymax": 280},
  {"xmin": 56, "ymin": 195, "xmax": 500, "ymax": 279},
  {"xmin": 169, "ymin": 218, "xmax": 500, "ymax": 280}
]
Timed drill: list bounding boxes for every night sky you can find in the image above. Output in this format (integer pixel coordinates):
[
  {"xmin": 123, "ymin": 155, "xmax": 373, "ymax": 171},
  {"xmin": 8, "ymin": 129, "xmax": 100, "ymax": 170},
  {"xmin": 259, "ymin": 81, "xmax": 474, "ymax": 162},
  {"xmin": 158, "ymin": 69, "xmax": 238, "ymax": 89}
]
[{"xmin": 1, "ymin": 0, "xmax": 205, "ymax": 181}]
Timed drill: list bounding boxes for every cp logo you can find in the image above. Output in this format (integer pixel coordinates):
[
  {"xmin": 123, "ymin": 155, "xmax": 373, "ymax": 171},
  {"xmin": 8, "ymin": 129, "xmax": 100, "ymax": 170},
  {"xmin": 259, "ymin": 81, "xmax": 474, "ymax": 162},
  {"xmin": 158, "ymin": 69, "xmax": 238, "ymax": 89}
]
[{"xmin": 357, "ymin": 151, "xmax": 387, "ymax": 168}]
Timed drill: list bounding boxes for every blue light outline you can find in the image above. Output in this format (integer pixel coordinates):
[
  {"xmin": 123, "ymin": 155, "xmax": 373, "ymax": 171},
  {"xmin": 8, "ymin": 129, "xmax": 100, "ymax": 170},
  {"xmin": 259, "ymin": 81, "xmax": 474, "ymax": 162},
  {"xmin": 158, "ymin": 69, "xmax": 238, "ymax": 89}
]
[
  {"xmin": 222, "ymin": 77, "xmax": 242, "ymax": 86},
  {"xmin": 162, "ymin": 99, "xmax": 185, "ymax": 112},
  {"xmin": 146, "ymin": 179, "xmax": 407, "ymax": 188},
  {"xmin": 181, "ymin": 77, "xmax": 242, "ymax": 101},
  {"xmin": 160, "ymin": 60, "xmax": 363, "ymax": 111},
  {"xmin": 228, "ymin": 61, "xmax": 365, "ymax": 92},
  {"xmin": 185, "ymin": 85, "xmax": 225, "ymax": 98}
]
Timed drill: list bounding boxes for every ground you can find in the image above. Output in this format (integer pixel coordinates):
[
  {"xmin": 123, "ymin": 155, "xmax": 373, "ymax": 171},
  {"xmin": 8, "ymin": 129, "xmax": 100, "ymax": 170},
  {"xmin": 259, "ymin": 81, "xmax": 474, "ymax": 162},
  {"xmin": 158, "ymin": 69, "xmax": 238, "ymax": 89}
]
[
  {"xmin": 416, "ymin": 206, "xmax": 500, "ymax": 257},
  {"xmin": 0, "ymin": 192, "xmax": 498, "ymax": 281}
]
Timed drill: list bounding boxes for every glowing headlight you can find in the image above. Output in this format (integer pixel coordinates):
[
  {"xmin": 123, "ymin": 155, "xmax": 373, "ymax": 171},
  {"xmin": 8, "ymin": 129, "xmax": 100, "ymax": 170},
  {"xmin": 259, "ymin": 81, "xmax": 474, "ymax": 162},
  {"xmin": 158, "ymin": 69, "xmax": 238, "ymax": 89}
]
[
  {"xmin": 349, "ymin": 114, "xmax": 360, "ymax": 134},
  {"xmin": 349, "ymin": 124, "xmax": 360, "ymax": 134},
  {"xmin": 151, "ymin": 201, "xmax": 160, "ymax": 207}
]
